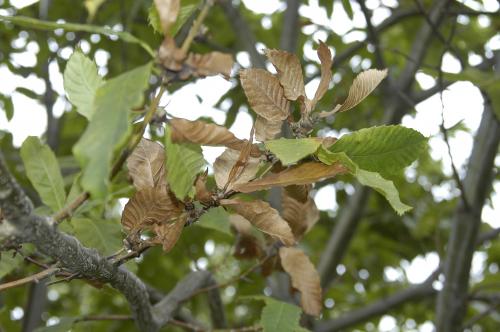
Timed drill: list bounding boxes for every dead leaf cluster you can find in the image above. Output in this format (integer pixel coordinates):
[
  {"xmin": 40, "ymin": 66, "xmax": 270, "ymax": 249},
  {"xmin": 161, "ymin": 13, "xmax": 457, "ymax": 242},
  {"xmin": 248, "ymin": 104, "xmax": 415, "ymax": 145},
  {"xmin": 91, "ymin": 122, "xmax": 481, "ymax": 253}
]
[
  {"xmin": 122, "ymin": 139, "xmax": 185, "ymax": 252},
  {"xmin": 155, "ymin": 0, "xmax": 234, "ymax": 80}
]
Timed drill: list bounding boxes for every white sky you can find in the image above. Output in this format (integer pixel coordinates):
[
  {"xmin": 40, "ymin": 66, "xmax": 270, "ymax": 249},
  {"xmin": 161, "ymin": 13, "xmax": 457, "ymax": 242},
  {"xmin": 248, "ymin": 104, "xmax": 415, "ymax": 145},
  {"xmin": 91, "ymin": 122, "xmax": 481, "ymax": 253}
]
[{"xmin": 1, "ymin": 1, "xmax": 499, "ymax": 330}]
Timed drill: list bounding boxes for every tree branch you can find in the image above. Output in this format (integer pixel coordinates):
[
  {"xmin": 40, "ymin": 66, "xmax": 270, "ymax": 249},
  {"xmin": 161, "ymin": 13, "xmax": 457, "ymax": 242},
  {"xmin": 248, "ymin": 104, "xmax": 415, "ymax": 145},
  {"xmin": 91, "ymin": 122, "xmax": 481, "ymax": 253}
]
[
  {"xmin": 315, "ymin": 270, "xmax": 439, "ymax": 332},
  {"xmin": 435, "ymin": 88, "xmax": 500, "ymax": 330},
  {"xmin": 279, "ymin": 0, "xmax": 301, "ymax": 52},
  {"xmin": 218, "ymin": 0, "xmax": 266, "ymax": 68},
  {"xmin": 0, "ymin": 152, "xmax": 221, "ymax": 332},
  {"xmin": 317, "ymin": 0, "xmax": 453, "ymax": 290}
]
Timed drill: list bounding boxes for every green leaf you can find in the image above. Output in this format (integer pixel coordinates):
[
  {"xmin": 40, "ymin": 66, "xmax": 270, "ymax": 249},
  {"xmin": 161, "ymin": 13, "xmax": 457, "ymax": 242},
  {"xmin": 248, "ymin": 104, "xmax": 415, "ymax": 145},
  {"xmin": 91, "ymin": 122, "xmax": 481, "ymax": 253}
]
[
  {"xmin": 171, "ymin": 4, "xmax": 197, "ymax": 36},
  {"xmin": 341, "ymin": 0, "xmax": 354, "ymax": 19},
  {"xmin": 149, "ymin": 3, "xmax": 197, "ymax": 36},
  {"xmin": 356, "ymin": 169, "xmax": 412, "ymax": 215},
  {"xmin": 196, "ymin": 206, "xmax": 232, "ymax": 236},
  {"xmin": 257, "ymin": 297, "xmax": 304, "ymax": 332},
  {"xmin": 329, "ymin": 125, "xmax": 426, "ymax": 175},
  {"xmin": 148, "ymin": 5, "xmax": 162, "ymax": 34},
  {"xmin": 84, "ymin": 0, "xmax": 106, "ymax": 20},
  {"xmin": 318, "ymin": 148, "xmax": 412, "ymax": 215},
  {"xmin": 34, "ymin": 317, "xmax": 76, "ymax": 332},
  {"xmin": 73, "ymin": 62, "xmax": 152, "ymax": 199},
  {"xmin": 0, "ymin": 251, "xmax": 23, "ymax": 278},
  {"xmin": 72, "ymin": 218, "xmax": 122, "ymax": 255},
  {"xmin": 20, "ymin": 137, "xmax": 66, "ymax": 212},
  {"xmin": 165, "ymin": 127, "xmax": 205, "ymax": 200},
  {"xmin": 0, "ymin": 95, "xmax": 13, "ymax": 121},
  {"xmin": 15, "ymin": 87, "xmax": 39, "ymax": 99},
  {"xmin": 63, "ymin": 50, "xmax": 104, "ymax": 119},
  {"xmin": 0, "ymin": 15, "xmax": 155, "ymax": 57},
  {"xmin": 265, "ymin": 138, "xmax": 322, "ymax": 165}
]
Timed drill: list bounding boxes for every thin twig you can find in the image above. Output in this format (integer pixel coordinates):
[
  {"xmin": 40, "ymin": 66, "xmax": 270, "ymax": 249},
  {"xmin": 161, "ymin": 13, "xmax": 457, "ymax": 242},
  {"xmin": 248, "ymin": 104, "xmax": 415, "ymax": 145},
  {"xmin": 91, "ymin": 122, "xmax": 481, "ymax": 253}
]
[
  {"xmin": 77, "ymin": 314, "xmax": 132, "ymax": 322},
  {"xmin": 180, "ymin": 0, "xmax": 213, "ymax": 55},
  {"xmin": 170, "ymin": 318, "xmax": 206, "ymax": 331},
  {"xmin": 189, "ymin": 252, "xmax": 274, "ymax": 298},
  {"xmin": 0, "ymin": 267, "xmax": 59, "ymax": 292}
]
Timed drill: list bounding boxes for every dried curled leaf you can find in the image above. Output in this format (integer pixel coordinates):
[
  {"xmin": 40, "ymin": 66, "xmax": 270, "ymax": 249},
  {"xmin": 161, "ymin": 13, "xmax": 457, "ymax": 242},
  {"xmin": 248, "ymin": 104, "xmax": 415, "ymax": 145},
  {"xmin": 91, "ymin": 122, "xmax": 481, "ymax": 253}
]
[
  {"xmin": 221, "ymin": 199, "xmax": 295, "ymax": 246},
  {"xmin": 158, "ymin": 36, "xmax": 185, "ymax": 71},
  {"xmin": 230, "ymin": 214, "xmax": 264, "ymax": 259},
  {"xmin": 240, "ymin": 69, "xmax": 290, "ymax": 121},
  {"xmin": 127, "ymin": 138, "xmax": 166, "ymax": 190},
  {"xmin": 150, "ymin": 213, "xmax": 186, "ymax": 252},
  {"xmin": 312, "ymin": 42, "xmax": 333, "ymax": 107},
  {"xmin": 265, "ymin": 49, "xmax": 305, "ymax": 101},
  {"xmin": 170, "ymin": 118, "xmax": 259, "ymax": 155},
  {"xmin": 233, "ymin": 162, "xmax": 348, "ymax": 193},
  {"xmin": 121, "ymin": 185, "xmax": 182, "ymax": 235},
  {"xmin": 255, "ymin": 116, "xmax": 282, "ymax": 142},
  {"xmin": 279, "ymin": 247, "xmax": 322, "ymax": 316},
  {"xmin": 194, "ymin": 171, "xmax": 212, "ymax": 204},
  {"xmin": 213, "ymin": 148, "xmax": 261, "ymax": 191},
  {"xmin": 282, "ymin": 188, "xmax": 319, "ymax": 240},
  {"xmin": 284, "ymin": 184, "xmax": 311, "ymax": 203},
  {"xmin": 333, "ymin": 69, "xmax": 388, "ymax": 114},
  {"xmin": 185, "ymin": 52, "xmax": 234, "ymax": 78},
  {"xmin": 154, "ymin": 0, "xmax": 180, "ymax": 34}
]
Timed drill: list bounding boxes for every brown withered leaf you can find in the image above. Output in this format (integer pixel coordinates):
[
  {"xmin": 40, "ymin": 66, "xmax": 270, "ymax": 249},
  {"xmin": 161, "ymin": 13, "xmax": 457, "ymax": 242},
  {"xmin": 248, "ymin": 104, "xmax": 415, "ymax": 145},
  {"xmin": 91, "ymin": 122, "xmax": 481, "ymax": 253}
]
[
  {"xmin": 230, "ymin": 214, "xmax": 264, "ymax": 259},
  {"xmin": 284, "ymin": 184, "xmax": 311, "ymax": 203},
  {"xmin": 194, "ymin": 170, "xmax": 212, "ymax": 204},
  {"xmin": 169, "ymin": 118, "xmax": 260, "ymax": 155},
  {"xmin": 265, "ymin": 49, "xmax": 305, "ymax": 101},
  {"xmin": 233, "ymin": 162, "xmax": 348, "ymax": 193},
  {"xmin": 121, "ymin": 185, "xmax": 182, "ymax": 235},
  {"xmin": 127, "ymin": 138, "xmax": 166, "ymax": 190},
  {"xmin": 158, "ymin": 36, "xmax": 185, "ymax": 71},
  {"xmin": 282, "ymin": 190, "xmax": 319, "ymax": 240},
  {"xmin": 311, "ymin": 42, "xmax": 333, "ymax": 108},
  {"xmin": 279, "ymin": 247, "xmax": 322, "ymax": 316},
  {"xmin": 154, "ymin": 0, "xmax": 180, "ymax": 34},
  {"xmin": 221, "ymin": 199, "xmax": 295, "ymax": 246},
  {"xmin": 254, "ymin": 116, "xmax": 283, "ymax": 142},
  {"xmin": 186, "ymin": 52, "xmax": 234, "ymax": 78},
  {"xmin": 326, "ymin": 69, "xmax": 388, "ymax": 115},
  {"xmin": 150, "ymin": 213, "xmax": 186, "ymax": 252},
  {"xmin": 214, "ymin": 148, "xmax": 261, "ymax": 191},
  {"xmin": 240, "ymin": 69, "xmax": 290, "ymax": 121}
]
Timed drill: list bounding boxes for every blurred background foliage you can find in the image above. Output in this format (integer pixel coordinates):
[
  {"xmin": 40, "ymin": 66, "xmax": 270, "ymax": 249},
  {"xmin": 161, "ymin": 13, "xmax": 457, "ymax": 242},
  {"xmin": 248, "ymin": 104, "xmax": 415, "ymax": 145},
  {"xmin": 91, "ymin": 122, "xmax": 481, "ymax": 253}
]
[{"xmin": 0, "ymin": 0, "xmax": 499, "ymax": 331}]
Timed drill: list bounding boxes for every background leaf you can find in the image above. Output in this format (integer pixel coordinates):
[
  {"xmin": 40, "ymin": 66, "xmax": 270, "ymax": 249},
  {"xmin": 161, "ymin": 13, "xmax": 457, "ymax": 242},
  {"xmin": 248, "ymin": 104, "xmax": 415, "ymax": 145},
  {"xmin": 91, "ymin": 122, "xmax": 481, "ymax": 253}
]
[
  {"xmin": 165, "ymin": 127, "xmax": 205, "ymax": 200},
  {"xmin": 279, "ymin": 247, "xmax": 322, "ymax": 316},
  {"xmin": 258, "ymin": 297, "xmax": 304, "ymax": 332},
  {"xmin": 196, "ymin": 206, "xmax": 232, "ymax": 236},
  {"xmin": 265, "ymin": 138, "xmax": 321, "ymax": 165},
  {"xmin": 63, "ymin": 50, "xmax": 103, "ymax": 120},
  {"xmin": 73, "ymin": 62, "xmax": 152, "ymax": 199},
  {"xmin": 72, "ymin": 218, "xmax": 122, "ymax": 255},
  {"xmin": 20, "ymin": 136, "xmax": 66, "ymax": 212}
]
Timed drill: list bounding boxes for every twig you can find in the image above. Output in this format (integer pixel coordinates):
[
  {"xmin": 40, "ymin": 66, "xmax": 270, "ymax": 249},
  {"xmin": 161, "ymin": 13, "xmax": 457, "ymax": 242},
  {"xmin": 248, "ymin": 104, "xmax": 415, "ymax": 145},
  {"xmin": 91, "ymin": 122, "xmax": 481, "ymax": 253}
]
[
  {"xmin": 170, "ymin": 318, "xmax": 206, "ymax": 331},
  {"xmin": 189, "ymin": 252, "xmax": 274, "ymax": 298},
  {"xmin": 0, "ymin": 267, "xmax": 59, "ymax": 292},
  {"xmin": 76, "ymin": 314, "xmax": 132, "ymax": 322},
  {"xmin": 180, "ymin": 0, "xmax": 213, "ymax": 55}
]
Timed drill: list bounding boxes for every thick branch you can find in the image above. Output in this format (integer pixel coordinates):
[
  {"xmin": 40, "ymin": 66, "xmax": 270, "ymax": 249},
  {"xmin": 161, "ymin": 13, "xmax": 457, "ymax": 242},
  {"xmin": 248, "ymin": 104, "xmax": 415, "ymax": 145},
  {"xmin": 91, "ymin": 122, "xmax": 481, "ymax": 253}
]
[
  {"xmin": 435, "ymin": 95, "xmax": 500, "ymax": 330},
  {"xmin": 317, "ymin": 0, "xmax": 453, "ymax": 290},
  {"xmin": 0, "ymin": 152, "xmax": 220, "ymax": 332},
  {"xmin": 218, "ymin": 0, "xmax": 266, "ymax": 68},
  {"xmin": 279, "ymin": 0, "xmax": 301, "ymax": 52},
  {"xmin": 315, "ymin": 270, "xmax": 439, "ymax": 332}
]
